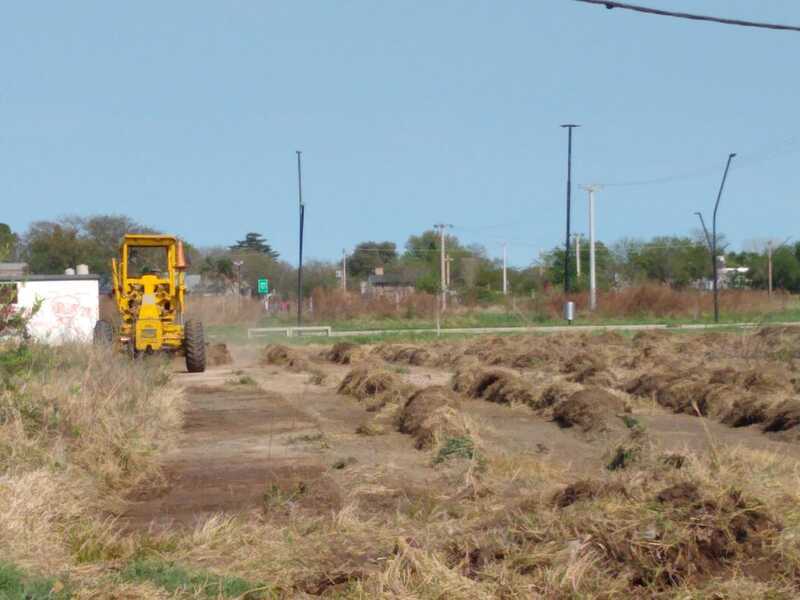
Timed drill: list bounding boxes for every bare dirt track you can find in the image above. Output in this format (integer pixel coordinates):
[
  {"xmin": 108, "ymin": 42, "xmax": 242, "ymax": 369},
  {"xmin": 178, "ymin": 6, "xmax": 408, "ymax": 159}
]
[
  {"xmin": 112, "ymin": 331, "xmax": 800, "ymax": 596},
  {"xmin": 123, "ymin": 332, "xmax": 800, "ymax": 532}
]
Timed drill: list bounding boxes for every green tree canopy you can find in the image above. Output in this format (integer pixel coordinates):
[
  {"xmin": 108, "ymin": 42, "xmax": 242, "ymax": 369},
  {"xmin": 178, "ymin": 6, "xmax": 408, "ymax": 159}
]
[
  {"xmin": 230, "ymin": 233, "xmax": 279, "ymax": 259},
  {"xmin": 347, "ymin": 241, "xmax": 397, "ymax": 278},
  {"xmin": 0, "ymin": 224, "xmax": 17, "ymax": 261},
  {"xmin": 21, "ymin": 215, "xmax": 159, "ymax": 276}
]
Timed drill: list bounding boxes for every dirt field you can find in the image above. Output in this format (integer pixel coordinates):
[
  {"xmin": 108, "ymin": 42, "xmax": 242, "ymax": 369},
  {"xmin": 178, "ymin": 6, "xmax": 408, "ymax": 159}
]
[{"xmin": 116, "ymin": 328, "xmax": 800, "ymax": 597}]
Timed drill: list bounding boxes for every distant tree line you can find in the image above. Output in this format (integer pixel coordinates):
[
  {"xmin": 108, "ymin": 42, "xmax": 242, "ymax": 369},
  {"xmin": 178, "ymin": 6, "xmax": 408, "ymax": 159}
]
[{"xmin": 2, "ymin": 216, "xmax": 799, "ymax": 297}]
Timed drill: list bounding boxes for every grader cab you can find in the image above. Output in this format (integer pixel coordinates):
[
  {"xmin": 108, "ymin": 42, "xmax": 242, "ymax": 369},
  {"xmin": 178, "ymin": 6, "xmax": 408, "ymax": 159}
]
[{"xmin": 94, "ymin": 234, "xmax": 206, "ymax": 372}]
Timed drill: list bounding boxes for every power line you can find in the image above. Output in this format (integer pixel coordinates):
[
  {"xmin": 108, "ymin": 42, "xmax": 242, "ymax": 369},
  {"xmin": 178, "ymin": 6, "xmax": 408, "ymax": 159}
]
[
  {"xmin": 574, "ymin": 0, "xmax": 800, "ymax": 33},
  {"xmin": 587, "ymin": 135, "xmax": 800, "ymax": 188}
]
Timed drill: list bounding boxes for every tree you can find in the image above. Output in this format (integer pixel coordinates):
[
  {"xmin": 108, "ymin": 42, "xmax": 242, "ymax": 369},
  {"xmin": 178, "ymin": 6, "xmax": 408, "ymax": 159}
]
[
  {"xmin": 0, "ymin": 224, "xmax": 17, "ymax": 261},
  {"xmin": 347, "ymin": 241, "xmax": 397, "ymax": 279},
  {"xmin": 23, "ymin": 222, "xmax": 94, "ymax": 274},
  {"xmin": 230, "ymin": 233, "xmax": 279, "ymax": 259},
  {"xmin": 200, "ymin": 256, "xmax": 236, "ymax": 291},
  {"xmin": 543, "ymin": 240, "xmax": 614, "ymax": 291},
  {"xmin": 20, "ymin": 215, "xmax": 160, "ymax": 277},
  {"xmin": 606, "ymin": 236, "xmax": 712, "ymax": 288}
]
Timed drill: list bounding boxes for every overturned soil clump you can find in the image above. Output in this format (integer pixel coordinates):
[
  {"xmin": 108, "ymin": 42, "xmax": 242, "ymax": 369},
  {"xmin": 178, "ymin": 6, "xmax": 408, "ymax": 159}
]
[
  {"xmin": 261, "ymin": 344, "xmax": 310, "ymax": 371},
  {"xmin": 762, "ymin": 399, "xmax": 800, "ymax": 433},
  {"xmin": 553, "ymin": 388, "xmax": 629, "ymax": 432},
  {"xmin": 462, "ymin": 369, "xmax": 538, "ymax": 407},
  {"xmin": 337, "ymin": 365, "xmax": 409, "ymax": 402},
  {"xmin": 552, "ymin": 479, "xmax": 628, "ymax": 508},
  {"xmin": 374, "ymin": 344, "xmax": 435, "ymax": 366},
  {"xmin": 396, "ymin": 386, "xmax": 473, "ymax": 450},
  {"xmin": 325, "ymin": 342, "xmax": 367, "ymax": 365},
  {"xmin": 206, "ymin": 343, "xmax": 233, "ymax": 366}
]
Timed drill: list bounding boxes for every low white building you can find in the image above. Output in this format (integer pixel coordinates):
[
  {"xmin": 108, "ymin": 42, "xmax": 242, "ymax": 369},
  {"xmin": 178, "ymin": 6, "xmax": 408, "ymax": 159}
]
[{"xmin": 0, "ymin": 275, "xmax": 100, "ymax": 344}]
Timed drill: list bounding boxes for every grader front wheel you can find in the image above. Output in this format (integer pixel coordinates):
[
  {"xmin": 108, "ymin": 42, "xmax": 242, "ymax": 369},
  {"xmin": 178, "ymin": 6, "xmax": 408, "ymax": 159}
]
[{"xmin": 185, "ymin": 320, "xmax": 206, "ymax": 373}]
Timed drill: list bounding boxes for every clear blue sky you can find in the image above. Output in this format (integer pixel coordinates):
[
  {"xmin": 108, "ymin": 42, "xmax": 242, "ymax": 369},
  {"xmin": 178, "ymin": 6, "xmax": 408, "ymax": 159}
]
[{"xmin": 2, "ymin": 1, "xmax": 799, "ymax": 267}]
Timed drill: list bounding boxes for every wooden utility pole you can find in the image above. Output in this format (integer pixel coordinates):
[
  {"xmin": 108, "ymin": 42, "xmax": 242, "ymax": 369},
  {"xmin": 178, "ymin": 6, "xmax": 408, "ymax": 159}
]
[
  {"xmin": 434, "ymin": 224, "xmax": 452, "ymax": 310},
  {"xmin": 768, "ymin": 241, "xmax": 773, "ymax": 298},
  {"xmin": 502, "ymin": 242, "xmax": 508, "ymax": 295},
  {"xmin": 341, "ymin": 249, "xmax": 347, "ymax": 292}
]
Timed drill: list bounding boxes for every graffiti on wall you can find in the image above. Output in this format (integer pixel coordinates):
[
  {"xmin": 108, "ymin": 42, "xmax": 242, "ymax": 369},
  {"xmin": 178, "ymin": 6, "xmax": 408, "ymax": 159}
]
[{"xmin": 28, "ymin": 293, "xmax": 98, "ymax": 343}]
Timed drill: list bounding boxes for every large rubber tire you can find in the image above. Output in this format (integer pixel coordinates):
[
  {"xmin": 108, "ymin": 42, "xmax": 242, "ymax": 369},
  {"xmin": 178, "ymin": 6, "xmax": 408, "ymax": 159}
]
[
  {"xmin": 93, "ymin": 320, "xmax": 114, "ymax": 345},
  {"xmin": 184, "ymin": 320, "xmax": 206, "ymax": 373}
]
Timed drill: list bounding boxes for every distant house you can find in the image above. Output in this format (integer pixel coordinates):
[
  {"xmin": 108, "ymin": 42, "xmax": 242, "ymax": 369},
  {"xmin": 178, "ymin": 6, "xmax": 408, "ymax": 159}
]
[{"xmin": 360, "ymin": 272, "xmax": 415, "ymax": 298}]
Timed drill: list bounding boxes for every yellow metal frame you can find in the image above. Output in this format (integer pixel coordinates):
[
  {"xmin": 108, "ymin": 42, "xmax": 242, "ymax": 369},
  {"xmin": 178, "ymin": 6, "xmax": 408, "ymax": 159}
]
[{"xmin": 111, "ymin": 234, "xmax": 186, "ymax": 353}]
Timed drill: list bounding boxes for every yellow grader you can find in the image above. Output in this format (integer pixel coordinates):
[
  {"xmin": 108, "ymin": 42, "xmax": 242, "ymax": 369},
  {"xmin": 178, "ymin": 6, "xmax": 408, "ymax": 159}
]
[{"xmin": 93, "ymin": 234, "xmax": 206, "ymax": 372}]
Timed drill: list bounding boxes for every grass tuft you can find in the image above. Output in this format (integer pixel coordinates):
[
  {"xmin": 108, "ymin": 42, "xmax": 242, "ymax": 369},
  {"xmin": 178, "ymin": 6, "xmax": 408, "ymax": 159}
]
[{"xmin": 120, "ymin": 558, "xmax": 273, "ymax": 599}]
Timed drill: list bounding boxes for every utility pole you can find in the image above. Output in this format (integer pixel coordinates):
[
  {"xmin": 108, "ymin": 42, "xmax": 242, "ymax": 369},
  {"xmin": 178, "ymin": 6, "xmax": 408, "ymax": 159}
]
[
  {"xmin": 233, "ymin": 260, "xmax": 244, "ymax": 307},
  {"xmin": 445, "ymin": 255, "xmax": 452, "ymax": 287},
  {"xmin": 574, "ymin": 233, "xmax": 582, "ymax": 278},
  {"xmin": 434, "ymin": 223, "xmax": 452, "ymax": 311},
  {"xmin": 560, "ymin": 124, "xmax": 580, "ymax": 296},
  {"xmin": 502, "ymin": 242, "xmax": 508, "ymax": 296},
  {"xmin": 296, "ymin": 150, "xmax": 305, "ymax": 326},
  {"xmin": 341, "ymin": 249, "xmax": 347, "ymax": 292},
  {"xmin": 582, "ymin": 185, "xmax": 601, "ymax": 311},
  {"xmin": 711, "ymin": 153, "xmax": 736, "ymax": 324},
  {"xmin": 768, "ymin": 241, "xmax": 773, "ymax": 298}
]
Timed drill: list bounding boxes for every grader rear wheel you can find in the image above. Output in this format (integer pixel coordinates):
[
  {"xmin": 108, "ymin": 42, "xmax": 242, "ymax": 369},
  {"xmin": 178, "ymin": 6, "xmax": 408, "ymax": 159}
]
[{"xmin": 185, "ymin": 320, "xmax": 206, "ymax": 373}]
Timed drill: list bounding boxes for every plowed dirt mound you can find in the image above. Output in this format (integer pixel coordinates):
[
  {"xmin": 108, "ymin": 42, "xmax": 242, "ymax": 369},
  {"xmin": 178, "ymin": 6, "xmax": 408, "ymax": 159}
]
[
  {"xmin": 552, "ymin": 479, "xmax": 628, "ymax": 508},
  {"xmin": 396, "ymin": 386, "xmax": 472, "ymax": 449},
  {"xmin": 553, "ymin": 388, "xmax": 629, "ymax": 432},
  {"xmin": 762, "ymin": 399, "xmax": 800, "ymax": 433},
  {"xmin": 206, "ymin": 343, "xmax": 233, "ymax": 366},
  {"xmin": 562, "ymin": 352, "xmax": 607, "ymax": 375},
  {"xmin": 374, "ymin": 344, "xmax": 434, "ymax": 366},
  {"xmin": 464, "ymin": 369, "xmax": 538, "ymax": 406},
  {"xmin": 261, "ymin": 344, "xmax": 310, "ymax": 371},
  {"xmin": 624, "ymin": 486, "xmax": 782, "ymax": 587},
  {"xmin": 337, "ymin": 365, "xmax": 410, "ymax": 403},
  {"xmin": 625, "ymin": 370, "xmax": 683, "ymax": 398},
  {"xmin": 326, "ymin": 342, "xmax": 367, "ymax": 365}
]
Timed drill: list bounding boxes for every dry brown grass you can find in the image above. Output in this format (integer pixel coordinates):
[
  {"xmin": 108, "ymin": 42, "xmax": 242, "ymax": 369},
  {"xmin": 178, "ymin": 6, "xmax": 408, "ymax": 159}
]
[
  {"xmin": 185, "ymin": 295, "xmax": 266, "ymax": 325},
  {"xmin": 311, "ymin": 288, "xmax": 437, "ymax": 321},
  {"xmin": 536, "ymin": 285, "xmax": 794, "ymax": 320},
  {"xmin": 0, "ymin": 343, "xmax": 181, "ymax": 587},
  {"xmin": 6, "ymin": 328, "xmax": 800, "ymax": 598}
]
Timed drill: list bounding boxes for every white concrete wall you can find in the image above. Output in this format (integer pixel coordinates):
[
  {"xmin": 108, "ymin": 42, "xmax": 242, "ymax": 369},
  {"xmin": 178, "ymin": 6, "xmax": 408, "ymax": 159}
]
[{"xmin": 14, "ymin": 279, "xmax": 99, "ymax": 344}]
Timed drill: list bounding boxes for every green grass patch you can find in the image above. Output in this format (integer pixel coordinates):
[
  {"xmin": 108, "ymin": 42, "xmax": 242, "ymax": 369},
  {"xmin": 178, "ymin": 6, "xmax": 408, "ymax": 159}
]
[
  {"xmin": 0, "ymin": 561, "xmax": 69, "ymax": 600},
  {"xmin": 120, "ymin": 559, "xmax": 273, "ymax": 599},
  {"xmin": 434, "ymin": 436, "xmax": 479, "ymax": 464}
]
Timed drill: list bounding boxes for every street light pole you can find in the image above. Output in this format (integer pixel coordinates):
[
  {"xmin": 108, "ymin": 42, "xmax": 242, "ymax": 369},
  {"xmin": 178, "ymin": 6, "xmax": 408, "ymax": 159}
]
[
  {"xmin": 296, "ymin": 150, "xmax": 305, "ymax": 327},
  {"xmin": 711, "ymin": 153, "xmax": 736, "ymax": 323},
  {"xmin": 694, "ymin": 211, "xmax": 712, "ymax": 251},
  {"xmin": 560, "ymin": 124, "xmax": 579, "ymax": 296}
]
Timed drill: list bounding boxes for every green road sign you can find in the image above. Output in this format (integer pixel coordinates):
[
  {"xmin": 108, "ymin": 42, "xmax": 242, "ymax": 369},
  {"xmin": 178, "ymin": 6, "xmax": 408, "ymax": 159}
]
[{"xmin": 257, "ymin": 278, "xmax": 269, "ymax": 295}]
